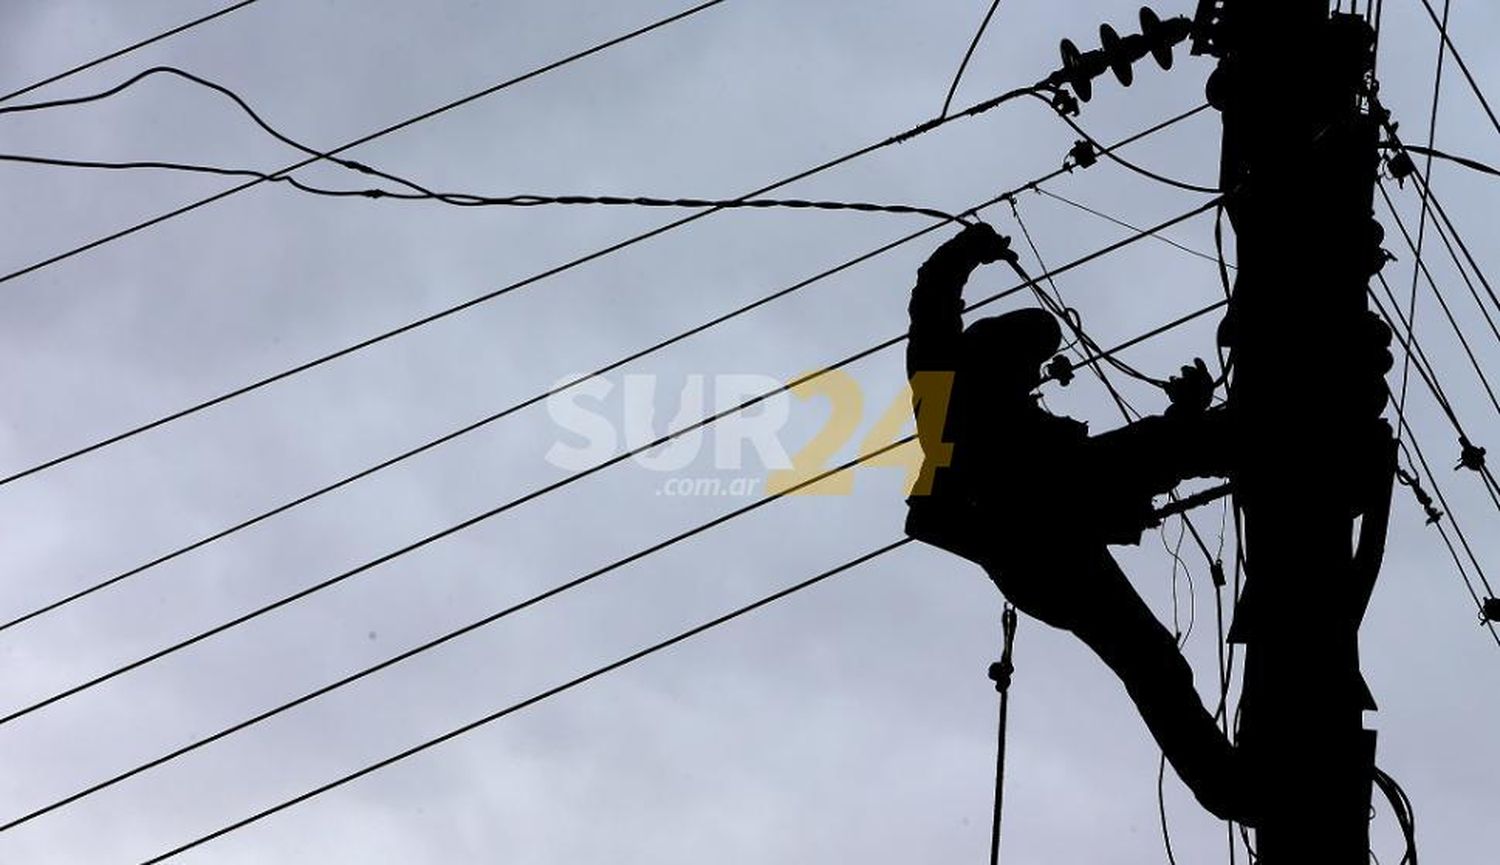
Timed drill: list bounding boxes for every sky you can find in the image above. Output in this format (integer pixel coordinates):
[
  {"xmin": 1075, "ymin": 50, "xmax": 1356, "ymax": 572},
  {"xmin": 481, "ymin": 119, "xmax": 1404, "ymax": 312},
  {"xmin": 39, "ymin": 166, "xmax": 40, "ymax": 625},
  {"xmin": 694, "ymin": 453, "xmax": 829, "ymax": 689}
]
[{"xmin": 0, "ymin": 1, "xmax": 1497, "ymax": 862}]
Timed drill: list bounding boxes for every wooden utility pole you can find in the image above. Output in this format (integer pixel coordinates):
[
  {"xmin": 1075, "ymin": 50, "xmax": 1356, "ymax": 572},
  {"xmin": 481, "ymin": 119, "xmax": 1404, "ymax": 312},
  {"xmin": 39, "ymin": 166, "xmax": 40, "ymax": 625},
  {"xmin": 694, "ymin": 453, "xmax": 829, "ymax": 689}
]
[{"xmin": 1206, "ymin": 2, "xmax": 1392, "ymax": 861}]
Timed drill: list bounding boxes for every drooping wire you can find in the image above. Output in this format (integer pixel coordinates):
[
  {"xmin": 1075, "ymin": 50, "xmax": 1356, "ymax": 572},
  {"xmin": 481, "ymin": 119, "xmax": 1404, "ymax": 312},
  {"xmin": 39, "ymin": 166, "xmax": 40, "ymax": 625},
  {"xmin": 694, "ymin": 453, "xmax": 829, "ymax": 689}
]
[
  {"xmin": 1032, "ymin": 91, "xmax": 1222, "ymax": 195},
  {"xmin": 133, "ymin": 538, "xmax": 916, "ymax": 864},
  {"xmin": 1372, "ymin": 767, "xmax": 1418, "ymax": 865},
  {"xmin": 941, "ymin": 0, "xmax": 1006, "ymax": 119},
  {"xmin": 0, "ymin": 0, "xmax": 735, "ymax": 290},
  {"xmin": 0, "ymin": 203, "xmax": 1224, "ymax": 730},
  {"xmin": 0, "ymin": 1, "xmax": 262, "ymax": 103},
  {"xmin": 0, "ymin": 65, "xmax": 967, "ymax": 221},
  {"xmin": 0, "ymin": 79, "xmax": 1080, "ymax": 493},
  {"xmin": 0, "ymin": 152, "xmax": 966, "ymax": 220},
  {"xmin": 0, "ymin": 110, "xmax": 1212, "ymax": 636}
]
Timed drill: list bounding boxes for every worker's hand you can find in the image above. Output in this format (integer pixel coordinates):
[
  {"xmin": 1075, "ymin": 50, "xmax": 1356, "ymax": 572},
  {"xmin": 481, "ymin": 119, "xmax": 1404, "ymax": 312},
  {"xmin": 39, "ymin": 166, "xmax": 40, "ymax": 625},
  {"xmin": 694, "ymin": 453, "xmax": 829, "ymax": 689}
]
[
  {"xmin": 1164, "ymin": 357, "xmax": 1215, "ymax": 417},
  {"xmin": 931, "ymin": 222, "xmax": 1017, "ymax": 268}
]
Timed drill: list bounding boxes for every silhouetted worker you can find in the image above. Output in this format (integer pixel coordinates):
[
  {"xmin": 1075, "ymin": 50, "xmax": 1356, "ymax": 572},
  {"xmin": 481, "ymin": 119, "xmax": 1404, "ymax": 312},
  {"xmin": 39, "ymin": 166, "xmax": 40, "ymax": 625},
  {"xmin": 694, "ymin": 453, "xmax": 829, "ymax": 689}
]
[{"xmin": 904, "ymin": 223, "xmax": 1253, "ymax": 822}]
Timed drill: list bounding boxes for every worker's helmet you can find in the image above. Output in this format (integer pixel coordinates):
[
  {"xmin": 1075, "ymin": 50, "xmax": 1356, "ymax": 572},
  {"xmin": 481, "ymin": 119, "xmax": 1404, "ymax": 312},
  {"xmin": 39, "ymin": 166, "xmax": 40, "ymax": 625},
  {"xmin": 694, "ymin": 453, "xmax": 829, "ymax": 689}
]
[{"xmin": 961, "ymin": 308, "xmax": 1061, "ymax": 393}]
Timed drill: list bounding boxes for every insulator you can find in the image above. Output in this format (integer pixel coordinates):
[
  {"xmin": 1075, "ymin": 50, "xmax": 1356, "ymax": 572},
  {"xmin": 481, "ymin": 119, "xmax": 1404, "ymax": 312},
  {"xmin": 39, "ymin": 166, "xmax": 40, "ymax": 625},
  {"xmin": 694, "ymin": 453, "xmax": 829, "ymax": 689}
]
[
  {"xmin": 1140, "ymin": 7, "xmax": 1192, "ymax": 69},
  {"xmin": 1099, "ymin": 24, "xmax": 1135, "ymax": 87},
  {"xmin": 1059, "ymin": 38, "xmax": 1095, "ymax": 102}
]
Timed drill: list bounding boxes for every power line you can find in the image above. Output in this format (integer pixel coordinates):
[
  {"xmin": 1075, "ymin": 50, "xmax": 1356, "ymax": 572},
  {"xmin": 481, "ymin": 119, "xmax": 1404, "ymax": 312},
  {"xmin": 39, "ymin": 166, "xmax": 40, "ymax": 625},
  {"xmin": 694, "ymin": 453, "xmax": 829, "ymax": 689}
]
[
  {"xmin": 1388, "ymin": 143, "xmax": 1500, "ymax": 180},
  {"xmin": 0, "ymin": 182, "xmax": 989, "ymax": 631},
  {"xmin": 133, "ymin": 538, "xmax": 916, "ymax": 864},
  {"xmin": 1392, "ymin": 166, "xmax": 1500, "ymax": 342},
  {"xmin": 0, "ymin": 1, "xmax": 262, "ymax": 103},
  {"xmin": 0, "ymin": 151, "xmax": 966, "ymax": 219},
  {"xmin": 1412, "ymin": 0, "xmax": 1500, "ymax": 141},
  {"xmin": 1376, "ymin": 182, "xmax": 1500, "ymax": 418},
  {"xmin": 941, "ymin": 0, "xmax": 1006, "ymax": 119},
  {"xmin": 1395, "ymin": 0, "xmax": 1452, "ymax": 439},
  {"xmin": 0, "ymin": 80, "xmax": 1062, "ymax": 492},
  {"xmin": 1034, "ymin": 188, "xmax": 1228, "ymax": 267},
  {"xmin": 0, "ymin": 106, "xmax": 1208, "ymax": 637},
  {"xmin": 1368, "ymin": 275, "xmax": 1500, "ymax": 519},
  {"xmin": 0, "ymin": 429, "xmax": 918, "ymax": 830},
  {"xmin": 1390, "ymin": 413, "xmax": 1500, "ymax": 648},
  {"xmin": 0, "ymin": 201, "xmax": 1221, "ymax": 729},
  {"xmin": 1033, "ymin": 92, "xmax": 1222, "ymax": 195},
  {"xmin": 0, "ymin": 292, "xmax": 1230, "ymax": 828},
  {"xmin": 1378, "ymin": 166, "xmax": 1500, "ymax": 349},
  {"xmin": 0, "ymin": 0, "xmax": 732, "ymax": 290}
]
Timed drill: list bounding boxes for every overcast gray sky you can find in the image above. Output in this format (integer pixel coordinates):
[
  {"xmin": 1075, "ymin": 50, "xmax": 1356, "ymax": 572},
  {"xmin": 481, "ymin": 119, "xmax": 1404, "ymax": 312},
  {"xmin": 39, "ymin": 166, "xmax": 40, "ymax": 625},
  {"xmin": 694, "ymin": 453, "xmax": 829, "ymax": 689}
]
[{"xmin": 0, "ymin": 1, "xmax": 1497, "ymax": 862}]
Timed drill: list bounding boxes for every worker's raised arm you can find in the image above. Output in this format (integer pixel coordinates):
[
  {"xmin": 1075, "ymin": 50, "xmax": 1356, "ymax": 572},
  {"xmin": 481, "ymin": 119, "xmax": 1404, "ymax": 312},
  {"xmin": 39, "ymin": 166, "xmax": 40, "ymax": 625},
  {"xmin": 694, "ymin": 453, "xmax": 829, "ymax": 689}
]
[{"xmin": 906, "ymin": 222, "xmax": 1017, "ymax": 379}]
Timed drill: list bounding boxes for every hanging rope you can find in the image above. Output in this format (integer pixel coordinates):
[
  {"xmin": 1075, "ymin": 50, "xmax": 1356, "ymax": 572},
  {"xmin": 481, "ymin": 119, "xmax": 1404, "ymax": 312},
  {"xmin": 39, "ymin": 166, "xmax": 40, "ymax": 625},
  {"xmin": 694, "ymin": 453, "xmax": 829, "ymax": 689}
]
[{"xmin": 988, "ymin": 604, "xmax": 1019, "ymax": 865}]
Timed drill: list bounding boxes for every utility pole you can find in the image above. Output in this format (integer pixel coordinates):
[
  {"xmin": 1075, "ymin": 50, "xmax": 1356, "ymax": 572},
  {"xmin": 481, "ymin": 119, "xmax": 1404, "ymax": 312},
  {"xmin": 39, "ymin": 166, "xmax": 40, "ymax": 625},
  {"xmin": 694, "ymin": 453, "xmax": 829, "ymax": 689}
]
[{"xmin": 1202, "ymin": 2, "xmax": 1391, "ymax": 861}]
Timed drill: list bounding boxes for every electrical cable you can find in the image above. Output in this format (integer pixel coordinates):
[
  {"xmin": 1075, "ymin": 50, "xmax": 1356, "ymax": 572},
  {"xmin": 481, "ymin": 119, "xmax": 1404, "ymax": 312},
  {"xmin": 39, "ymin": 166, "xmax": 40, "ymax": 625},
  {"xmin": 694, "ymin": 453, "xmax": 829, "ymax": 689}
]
[
  {"xmin": 1412, "ymin": 0, "xmax": 1500, "ymax": 141},
  {"xmin": 1372, "ymin": 767, "xmax": 1418, "ymax": 865},
  {"xmin": 987, "ymin": 604, "xmax": 1017, "ymax": 865},
  {"xmin": 1379, "ymin": 161, "xmax": 1500, "ymax": 349},
  {"xmin": 0, "ymin": 297, "xmax": 1231, "ymax": 828},
  {"xmin": 0, "ymin": 1, "xmax": 262, "ymax": 103},
  {"xmin": 1377, "ymin": 115, "xmax": 1500, "ymax": 328},
  {"xmin": 1371, "ymin": 288, "xmax": 1500, "ymax": 636},
  {"xmin": 1369, "ymin": 276, "xmax": 1500, "ymax": 519},
  {"xmin": 942, "ymin": 0, "xmax": 1006, "ymax": 119},
  {"xmin": 0, "ymin": 203, "xmax": 1223, "ymax": 729},
  {"xmin": 0, "ymin": 151, "xmax": 966, "ymax": 220},
  {"xmin": 1376, "ymin": 182, "xmax": 1500, "ymax": 419},
  {"xmin": 0, "ymin": 0, "xmax": 733, "ymax": 290},
  {"xmin": 1386, "ymin": 142, "xmax": 1500, "ymax": 180},
  {"xmin": 0, "ymin": 78, "xmax": 1065, "ymax": 490},
  {"xmin": 0, "ymin": 109, "xmax": 1211, "ymax": 635},
  {"xmin": 4, "ymin": 66, "xmax": 964, "ymax": 220},
  {"xmin": 1036, "ymin": 188, "xmax": 1227, "ymax": 267},
  {"xmin": 1030, "ymin": 92, "xmax": 1222, "ymax": 195},
  {"xmin": 0, "ymin": 428, "xmax": 917, "ymax": 830},
  {"xmin": 132, "ymin": 538, "xmax": 915, "ymax": 864},
  {"xmin": 1396, "ymin": 0, "xmax": 1452, "ymax": 443},
  {"xmin": 1395, "ymin": 418, "xmax": 1500, "ymax": 648}
]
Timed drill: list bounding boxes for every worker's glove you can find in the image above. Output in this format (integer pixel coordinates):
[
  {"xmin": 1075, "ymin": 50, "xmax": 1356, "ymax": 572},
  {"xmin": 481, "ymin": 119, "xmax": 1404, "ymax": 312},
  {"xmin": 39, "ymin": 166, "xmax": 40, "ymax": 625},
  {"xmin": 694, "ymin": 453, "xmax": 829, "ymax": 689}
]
[
  {"xmin": 928, "ymin": 222, "xmax": 1018, "ymax": 269},
  {"xmin": 1164, "ymin": 357, "xmax": 1214, "ymax": 418}
]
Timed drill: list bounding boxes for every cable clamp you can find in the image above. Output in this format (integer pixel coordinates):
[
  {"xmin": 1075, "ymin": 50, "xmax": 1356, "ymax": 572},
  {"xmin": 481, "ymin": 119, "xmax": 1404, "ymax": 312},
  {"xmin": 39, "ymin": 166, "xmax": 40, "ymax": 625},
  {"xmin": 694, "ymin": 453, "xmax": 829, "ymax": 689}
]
[
  {"xmin": 1068, "ymin": 139, "xmax": 1099, "ymax": 170},
  {"xmin": 1049, "ymin": 88, "xmax": 1081, "ymax": 118},
  {"xmin": 1456, "ymin": 437, "xmax": 1487, "ymax": 474},
  {"xmin": 1396, "ymin": 467, "xmax": 1443, "ymax": 525}
]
